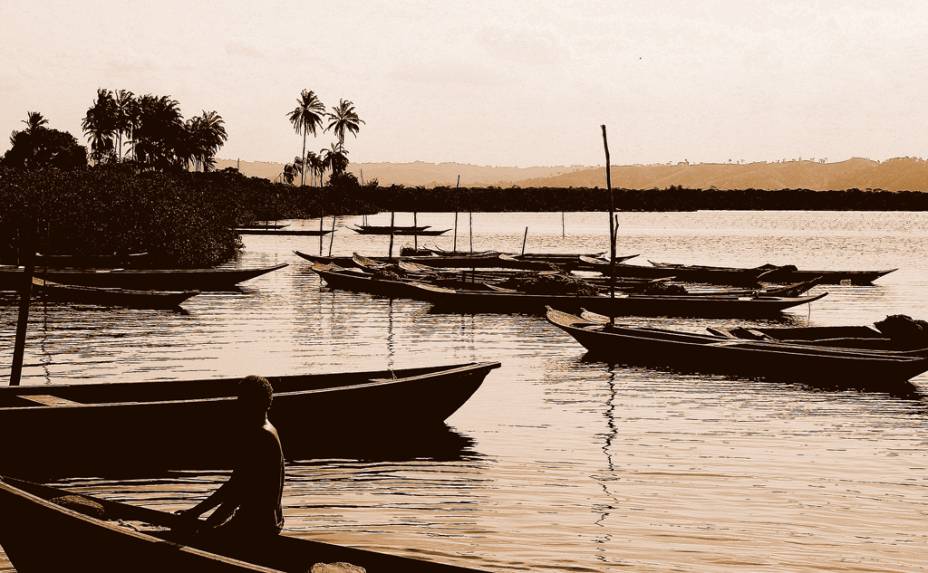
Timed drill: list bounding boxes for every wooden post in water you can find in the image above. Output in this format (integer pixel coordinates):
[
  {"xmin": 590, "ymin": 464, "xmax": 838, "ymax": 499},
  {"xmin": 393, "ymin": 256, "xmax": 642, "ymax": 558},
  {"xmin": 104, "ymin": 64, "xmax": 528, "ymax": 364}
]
[
  {"xmin": 521, "ymin": 226, "xmax": 529, "ymax": 256},
  {"xmin": 318, "ymin": 214, "xmax": 324, "ymax": 256},
  {"xmin": 327, "ymin": 215, "xmax": 336, "ymax": 256},
  {"xmin": 388, "ymin": 211, "xmax": 396, "ymax": 259},
  {"xmin": 562, "ymin": 211, "xmax": 566, "ymax": 238},
  {"xmin": 413, "ymin": 212, "xmax": 418, "ymax": 252},
  {"xmin": 468, "ymin": 211, "xmax": 473, "ymax": 255},
  {"xmin": 601, "ymin": 125, "xmax": 617, "ymax": 325},
  {"xmin": 453, "ymin": 175, "xmax": 460, "ymax": 253},
  {"xmin": 10, "ymin": 225, "xmax": 35, "ymax": 386}
]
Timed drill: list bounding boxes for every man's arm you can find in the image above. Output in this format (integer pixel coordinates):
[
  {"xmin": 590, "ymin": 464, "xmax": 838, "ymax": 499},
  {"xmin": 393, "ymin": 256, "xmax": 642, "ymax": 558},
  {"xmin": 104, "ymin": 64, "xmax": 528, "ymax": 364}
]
[{"xmin": 178, "ymin": 474, "xmax": 239, "ymax": 519}]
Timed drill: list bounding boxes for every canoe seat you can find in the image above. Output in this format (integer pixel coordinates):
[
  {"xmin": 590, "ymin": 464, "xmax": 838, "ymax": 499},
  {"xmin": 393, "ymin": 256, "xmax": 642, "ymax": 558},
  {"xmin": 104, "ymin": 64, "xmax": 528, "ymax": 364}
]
[{"xmin": 18, "ymin": 394, "xmax": 82, "ymax": 407}]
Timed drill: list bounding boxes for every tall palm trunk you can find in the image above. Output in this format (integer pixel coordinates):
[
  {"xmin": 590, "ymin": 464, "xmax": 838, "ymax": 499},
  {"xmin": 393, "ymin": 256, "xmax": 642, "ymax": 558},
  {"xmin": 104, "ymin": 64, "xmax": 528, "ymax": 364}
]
[{"xmin": 300, "ymin": 128, "xmax": 307, "ymax": 187}]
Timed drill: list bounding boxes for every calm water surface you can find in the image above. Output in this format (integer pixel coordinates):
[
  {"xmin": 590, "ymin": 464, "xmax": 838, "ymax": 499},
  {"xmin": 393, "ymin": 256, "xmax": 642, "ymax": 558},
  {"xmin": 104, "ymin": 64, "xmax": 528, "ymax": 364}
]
[{"xmin": 2, "ymin": 211, "xmax": 927, "ymax": 572}]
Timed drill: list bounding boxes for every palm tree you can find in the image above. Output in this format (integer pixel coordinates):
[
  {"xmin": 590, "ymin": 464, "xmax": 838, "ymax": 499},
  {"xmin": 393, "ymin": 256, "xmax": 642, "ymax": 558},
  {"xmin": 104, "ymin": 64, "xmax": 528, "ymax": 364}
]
[
  {"xmin": 305, "ymin": 151, "xmax": 321, "ymax": 188},
  {"xmin": 286, "ymin": 90, "xmax": 325, "ymax": 187},
  {"xmin": 325, "ymin": 99, "xmax": 364, "ymax": 147},
  {"xmin": 114, "ymin": 90, "xmax": 135, "ymax": 162},
  {"xmin": 321, "ymin": 143, "xmax": 349, "ymax": 179},
  {"xmin": 185, "ymin": 110, "xmax": 227, "ymax": 171},
  {"xmin": 21, "ymin": 111, "xmax": 48, "ymax": 134},
  {"xmin": 132, "ymin": 94, "xmax": 184, "ymax": 170},
  {"xmin": 82, "ymin": 89, "xmax": 118, "ymax": 164}
]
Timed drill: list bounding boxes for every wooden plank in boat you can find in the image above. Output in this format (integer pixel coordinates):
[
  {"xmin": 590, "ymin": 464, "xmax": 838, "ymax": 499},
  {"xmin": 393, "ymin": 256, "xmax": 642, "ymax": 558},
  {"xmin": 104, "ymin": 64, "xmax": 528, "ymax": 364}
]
[{"xmin": 18, "ymin": 394, "xmax": 82, "ymax": 407}]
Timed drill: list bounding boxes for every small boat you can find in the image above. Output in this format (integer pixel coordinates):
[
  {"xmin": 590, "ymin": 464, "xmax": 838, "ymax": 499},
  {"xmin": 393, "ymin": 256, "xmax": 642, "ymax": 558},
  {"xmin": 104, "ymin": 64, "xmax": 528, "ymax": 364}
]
[
  {"xmin": 0, "ymin": 263, "xmax": 288, "ymax": 291},
  {"xmin": 648, "ymin": 260, "xmax": 897, "ymax": 285},
  {"xmin": 545, "ymin": 307, "xmax": 928, "ymax": 388},
  {"xmin": 349, "ymin": 226, "xmax": 451, "ymax": 236},
  {"xmin": 0, "ymin": 361, "xmax": 499, "ymax": 474},
  {"xmin": 235, "ymin": 228, "xmax": 331, "ymax": 236},
  {"xmin": 411, "ymin": 282, "xmax": 826, "ymax": 318},
  {"xmin": 32, "ymin": 251, "xmax": 150, "ymax": 268},
  {"xmin": 295, "ymin": 250, "xmax": 512, "ymax": 269},
  {"xmin": 705, "ymin": 314, "xmax": 928, "ymax": 351},
  {"xmin": 30, "ymin": 277, "xmax": 198, "ymax": 309},
  {"xmin": 0, "ymin": 476, "xmax": 491, "ymax": 573},
  {"xmin": 236, "ymin": 223, "xmax": 290, "ymax": 230},
  {"xmin": 602, "ymin": 262, "xmax": 778, "ymax": 286}
]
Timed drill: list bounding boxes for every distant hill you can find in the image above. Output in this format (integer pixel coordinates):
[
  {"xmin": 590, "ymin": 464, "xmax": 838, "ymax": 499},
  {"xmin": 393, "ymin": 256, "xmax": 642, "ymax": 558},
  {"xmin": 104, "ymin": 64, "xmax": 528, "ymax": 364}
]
[
  {"xmin": 213, "ymin": 159, "xmax": 580, "ymax": 187},
  {"xmin": 516, "ymin": 158, "xmax": 928, "ymax": 191},
  {"xmin": 214, "ymin": 157, "xmax": 928, "ymax": 191}
]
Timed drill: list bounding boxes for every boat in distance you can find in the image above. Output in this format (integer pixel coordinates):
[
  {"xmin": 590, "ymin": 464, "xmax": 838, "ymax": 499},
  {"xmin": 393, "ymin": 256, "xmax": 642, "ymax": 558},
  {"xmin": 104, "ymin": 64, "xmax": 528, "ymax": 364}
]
[
  {"xmin": 0, "ymin": 361, "xmax": 499, "ymax": 475},
  {"xmin": 0, "ymin": 263, "xmax": 288, "ymax": 291},
  {"xmin": 235, "ymin": 228, "xmax": 332, "ymax": 236},
  {"xmin": 545, "ymin": 307, "xmax": 928, "ymax": 389},
  {"xmin": 349, "ymin": 225, "xmax": 451, "ymax": 236},
  {"xmin": 0, "ymin": 477, "xmax": 492, "ymax": 573},
  {"xmin": 30, "ymin": 277, "xmax": 199, "ymax": 309},
  {"xmin": 648, "ymin": 260, "xmax": 897, "ymax": 285}
]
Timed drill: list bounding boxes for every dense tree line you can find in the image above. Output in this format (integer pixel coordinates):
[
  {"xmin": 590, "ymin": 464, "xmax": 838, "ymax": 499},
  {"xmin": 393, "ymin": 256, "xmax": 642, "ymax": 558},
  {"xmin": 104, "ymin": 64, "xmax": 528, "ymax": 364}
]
[
  {"xmin": 0, "ymin": 167, "xmax": 374, "ymax": 266},
  {"xmin": 342, "ymin": 185, "xmax": 928, "ymax": 212}
]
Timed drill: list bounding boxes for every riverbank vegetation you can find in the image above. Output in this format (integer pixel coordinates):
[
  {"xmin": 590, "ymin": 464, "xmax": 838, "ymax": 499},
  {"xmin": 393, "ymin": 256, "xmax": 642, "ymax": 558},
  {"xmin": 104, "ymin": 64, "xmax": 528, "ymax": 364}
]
[
  {"xmin": 0, "ymin": 167, "xmax": 375, "ymax": 266},
  {"xmin": 343, "ymin": 184, "xmax": 928, "ymax": 212}
]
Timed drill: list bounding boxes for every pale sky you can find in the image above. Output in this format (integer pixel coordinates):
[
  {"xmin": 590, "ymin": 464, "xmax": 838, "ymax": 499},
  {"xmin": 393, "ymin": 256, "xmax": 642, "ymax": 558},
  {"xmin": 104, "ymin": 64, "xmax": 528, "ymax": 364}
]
[{"xmin": 2, "ymin": 0, "xmax": 926, "ymax": 166}]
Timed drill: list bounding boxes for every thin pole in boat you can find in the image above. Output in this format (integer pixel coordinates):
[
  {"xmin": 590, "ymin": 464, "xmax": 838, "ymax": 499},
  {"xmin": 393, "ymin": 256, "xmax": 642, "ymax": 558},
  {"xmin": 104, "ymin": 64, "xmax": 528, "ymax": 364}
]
[
  {"xmin": 327, "ymin": 215, "xmax": 336, "ymax": 256},
  {"xmin": 601, "ymin": 125, "xmax": 616, "ymax": 325},
  {"xmin": 521, "ymin": 226, "xmax": 529, "ymax": 256},
  {"xmin": 453, "ymin": 175, "xmax": 460, "ymax": 253},
  {"xmin": 10, "ymin": 222, "xmax": 35, "ymax": 386},
  {"xmin": 388, "ymin": 210, "xmax": 396, "ymax": 259}
]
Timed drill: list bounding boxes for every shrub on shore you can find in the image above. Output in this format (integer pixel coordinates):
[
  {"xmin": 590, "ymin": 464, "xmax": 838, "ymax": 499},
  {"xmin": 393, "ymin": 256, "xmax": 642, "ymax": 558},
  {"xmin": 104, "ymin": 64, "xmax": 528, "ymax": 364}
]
[{"xmin": 0, "ymin": 166, "xmax": 375, "ymax": 267}]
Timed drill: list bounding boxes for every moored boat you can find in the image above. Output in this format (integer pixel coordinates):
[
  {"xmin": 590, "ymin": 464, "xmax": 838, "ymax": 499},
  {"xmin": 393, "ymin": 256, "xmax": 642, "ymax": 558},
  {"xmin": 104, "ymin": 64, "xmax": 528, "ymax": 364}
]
[
  {"xmin": 235, "ymin": 228, "xmax": 331, "ymax": 236},
  {"xmin": 0, "ymin": 476, "xmax": 492, "ymax": 573},
  {"xmin": 649, "ymin": 260, "xmax": 897, "ymax": 285},
  {"xmin": 413, "ymin": 282, "xmax": 826, "ymax": 318},
  {"xmin": 30, "ymin": 277, "xmax": 199, "ymax": 309},
  {"xmin": 705, "ymin": 314, "xmax": 928, "ymax": 351},
  {"xmin": 0, "ymin": 361, "xmax": 499, "ymax": 475},
  {"xmin": 545, "ymin": 307, "xmax": 927, "ymax": 389},
  {"xmin": 0, "ymin": 263, "xmax": 288, "ymax": 291}
]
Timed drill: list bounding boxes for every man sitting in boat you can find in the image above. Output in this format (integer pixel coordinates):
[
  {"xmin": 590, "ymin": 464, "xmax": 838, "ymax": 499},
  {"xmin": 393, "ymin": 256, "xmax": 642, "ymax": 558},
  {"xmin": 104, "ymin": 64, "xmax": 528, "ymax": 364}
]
[{"xmin": 176, "ymin": 375, "xmax": 285, "ymax": 542}]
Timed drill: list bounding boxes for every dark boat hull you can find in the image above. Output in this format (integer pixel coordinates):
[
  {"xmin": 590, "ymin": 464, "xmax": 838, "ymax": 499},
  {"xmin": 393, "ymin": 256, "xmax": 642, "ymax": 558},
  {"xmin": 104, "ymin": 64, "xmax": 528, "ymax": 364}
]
[
  {"xmin": 651, "ymin": 261, "xmax": 897, "ymax": 285},
  {"xmin": 546, "ymin": 309, "xmax": 927, "ymax": 389},
  {"xmin": 0, "ymin": 477, "xmax": 490, "ymax": 573},
  {"xmin": 32, "ymin": 279, "xmax": 198, "ymax": 309},
  {"xmin": 0, "ymin": 362, "xmax": 499, "ymax": 475},
  {"xmin": 0, "ymin": 263, "xmax": 288, "ymax": 291},
  {"xmin": 235, "ymin": 228, "xmax": 331, "ymax": 236},
  {"xmin": 350, "ymin": 226, "xmax": 451, "ymax": 236}
]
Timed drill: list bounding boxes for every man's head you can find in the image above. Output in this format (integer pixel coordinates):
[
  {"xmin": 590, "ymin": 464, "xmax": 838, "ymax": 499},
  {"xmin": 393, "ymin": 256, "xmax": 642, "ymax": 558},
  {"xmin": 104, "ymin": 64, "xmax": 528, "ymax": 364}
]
[{"xmin": 237, "ymin": 375, "xmax": 273, "ymax": 422}]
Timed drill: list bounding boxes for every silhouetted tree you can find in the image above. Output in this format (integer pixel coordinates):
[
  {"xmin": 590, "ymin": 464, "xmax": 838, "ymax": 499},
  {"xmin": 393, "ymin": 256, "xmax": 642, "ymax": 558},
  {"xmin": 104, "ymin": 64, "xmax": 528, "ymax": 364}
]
[
  {"xmin": 325, "ymin": 98, "xmax": 364, "ymax": 148},
  {"xmin": 286, "ymin": 89, "xmax": 325, "ymax": 187},
  {"xmin": 3, "ymin": 113, "xmax": 86, "ymax": 170},
  {"xmin": 82, "ymin": 88, "xmax": 118, "ymax": 164}
]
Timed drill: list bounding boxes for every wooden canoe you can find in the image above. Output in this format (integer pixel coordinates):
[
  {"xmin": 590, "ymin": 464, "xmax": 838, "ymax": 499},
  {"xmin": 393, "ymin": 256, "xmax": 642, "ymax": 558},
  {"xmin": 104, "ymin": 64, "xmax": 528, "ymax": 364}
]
[
  {"xmin": 648, "ymin": 260, "xmax": 897, "ymax": 285},
  {"xmin": 0, "ymin": 263, "xmax": 288, "ymax": 291},
  {"xmin": 235, "ymin": 228, "xmax": 331, "ymax": 236},
  {"xmin": 705, "ymin": 318, "xmax": 928, "ymax": 352},
  {"xmin": 0, "ymin": 476, "xmax": 491, "ymax": 573},
  {"xmin": 0, "ymin": 362, "xmax": 499, "ymax": 475},
  {"xmin": 31, "ymin": 251, "xmax": 150, "ymax": 268},
  {"xmin": 30, "ymin": 277, "xmax": 199, "ymax": 309},
  {"xmin": 413, "ymin": 282, "xmax": 826, "ymax": 317},
  {"xmin": 349, "ymin": 226, "xmax": 451, "ymax": 236},
  {"xmin": 545, "ymin": 307, "xmax": 927, "ymax": 389}
]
